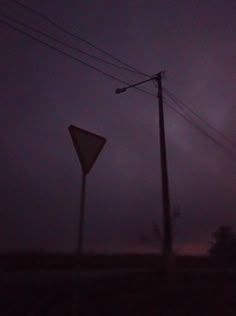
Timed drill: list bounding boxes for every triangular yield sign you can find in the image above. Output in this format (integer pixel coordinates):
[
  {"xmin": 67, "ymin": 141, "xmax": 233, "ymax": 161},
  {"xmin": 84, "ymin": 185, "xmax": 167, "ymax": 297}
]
[{"xmin": 68, "ymin": 125, "xmax": 106, "ymax": 174}]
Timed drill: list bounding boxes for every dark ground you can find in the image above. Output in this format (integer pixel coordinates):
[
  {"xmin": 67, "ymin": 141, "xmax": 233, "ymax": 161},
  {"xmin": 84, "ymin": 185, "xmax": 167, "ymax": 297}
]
[
  {"xmin": 1, "ymin": 255, "xmax": 236, "ymax": 315},
  {"xmin": 1, "ymin": 269, "xmax": 236, "ymax": 316}
]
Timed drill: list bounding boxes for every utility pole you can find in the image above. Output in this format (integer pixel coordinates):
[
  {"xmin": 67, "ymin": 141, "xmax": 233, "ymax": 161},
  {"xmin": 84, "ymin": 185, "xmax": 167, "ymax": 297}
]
[
  {"xmin": 115, "ymin": 72, "xmax": 173, "ymax": 279},
  {"xmin": 156, "ymin": 73, "xmax": 173, "ymax": 278}
]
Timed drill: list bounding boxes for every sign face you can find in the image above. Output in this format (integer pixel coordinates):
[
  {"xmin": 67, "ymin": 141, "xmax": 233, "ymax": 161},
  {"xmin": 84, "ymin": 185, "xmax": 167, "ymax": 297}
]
[{"xmin": 68, "ymin": 125, "xmax": 106, "ymax": 174}]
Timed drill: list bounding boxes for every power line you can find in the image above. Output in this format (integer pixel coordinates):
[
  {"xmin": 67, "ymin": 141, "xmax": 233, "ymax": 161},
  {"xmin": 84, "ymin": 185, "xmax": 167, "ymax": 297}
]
[
  {"xmin": 0, "ymin": 9, "xmax": 144, "ymax": 75},
  {"xmin": 0, "ymin": 17, "xmax": 155, "ymax": 97},
  {"xmin": 164, "ymin": 99, "xmax": 236, "ymax": 163},
  {"xmin": 8, "ymin": 0, "xmax": 149, "ymax": 78},
  {"xmin": 1, "ymin": 6, "xmax": 235, "ymax": 164},
  {"xmin": 164, "ymin": 87, "xmax": 236, "ymax": 150}
]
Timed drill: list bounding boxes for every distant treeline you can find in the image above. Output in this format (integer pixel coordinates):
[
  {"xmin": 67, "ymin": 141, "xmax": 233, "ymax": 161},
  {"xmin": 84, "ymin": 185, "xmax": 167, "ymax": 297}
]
[{"xmin": 0, "ymin": 253, "xmax": 210, "ymax": 271}]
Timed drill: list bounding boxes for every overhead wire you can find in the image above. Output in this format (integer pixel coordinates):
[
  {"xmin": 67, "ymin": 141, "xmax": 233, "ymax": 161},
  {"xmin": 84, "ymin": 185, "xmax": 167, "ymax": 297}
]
[
  {"xmin": 0, "ymin": 17, "xmax": 155, "ymax": 97},
  {"xmin": 164, "ymin": 98, "xmax": 236, "ymax": 164},
  {"xmin": 0, "ymin": 9, "xmax": 146, "ymax": 75},
  {"xmin": 8, "ymin": 0, "xmax": 150, "ymax": 78},
  {"xmin": 1, "ymin": 2, "xmax": 235, "ymax": 165},
  {"xmin": 164, "ymin": 87, "xmax": 236, "ymax": 150}
]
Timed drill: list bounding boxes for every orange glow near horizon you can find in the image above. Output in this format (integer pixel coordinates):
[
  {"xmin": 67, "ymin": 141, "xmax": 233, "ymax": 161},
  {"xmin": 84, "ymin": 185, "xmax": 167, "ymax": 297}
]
[
  {"xmin": 176, "ymin": 242, "xmax": 208, "ymax": 256},
  {"xmin": 104, "ymin": 242, "xmax": 209, "ymax": 256}
]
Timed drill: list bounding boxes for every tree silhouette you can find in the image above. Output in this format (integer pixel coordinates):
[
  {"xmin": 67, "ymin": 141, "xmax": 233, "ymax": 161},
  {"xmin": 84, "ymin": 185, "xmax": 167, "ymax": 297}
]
[
  {"xmin": 139, "ymin": 219, "xmax": 162, "ymax": 251},
  {"xmin": 209, "ymin": 225, "xmax": 236, "ymax": 267},
  {"xmin": 139, "ymin": 206, "xmax": 181, "ymax": 252}
]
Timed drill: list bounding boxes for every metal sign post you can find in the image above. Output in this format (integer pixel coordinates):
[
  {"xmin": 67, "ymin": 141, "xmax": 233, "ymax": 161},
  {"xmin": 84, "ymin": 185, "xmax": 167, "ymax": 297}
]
[
  {"xmin": 78, "ymin": 172, "xmax": 86, "ymax": 261},
  {"xmin": 68, "ymin": 125, "xmax": 106, "ymax": 260},
  {"xmin": 68, "ymin": 125, "xmax": 106, "ymax": 314}
]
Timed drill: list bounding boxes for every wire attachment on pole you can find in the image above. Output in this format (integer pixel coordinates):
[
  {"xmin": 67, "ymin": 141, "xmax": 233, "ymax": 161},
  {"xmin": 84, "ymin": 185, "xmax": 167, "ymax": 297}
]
[{"xmin": 115, "ymin": 88, "xmax": 127, "ymax": 94}]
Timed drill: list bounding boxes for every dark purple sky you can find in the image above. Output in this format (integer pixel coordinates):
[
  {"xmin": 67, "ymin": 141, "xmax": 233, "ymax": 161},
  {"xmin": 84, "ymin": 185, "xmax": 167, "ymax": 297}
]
[{"xmin": 0, "ymin": 0, "xmax": 235, "ymax": 254}]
